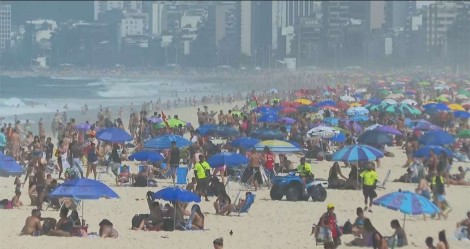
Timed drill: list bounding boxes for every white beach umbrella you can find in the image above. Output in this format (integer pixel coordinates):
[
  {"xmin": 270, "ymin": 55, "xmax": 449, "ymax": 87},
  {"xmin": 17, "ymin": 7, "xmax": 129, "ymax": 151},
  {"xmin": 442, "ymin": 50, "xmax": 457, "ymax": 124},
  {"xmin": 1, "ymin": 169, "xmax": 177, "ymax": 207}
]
[
  {"xmin": 340, "ymin": 95, "xmax": 356, "ymax": 102},
  {"xmin": 401, "ymin": 99, "xmax": 418, "ymax": 106},
  {"xmin": 382, "ymin": 99, "xmax": 398, "ymax": 105}
]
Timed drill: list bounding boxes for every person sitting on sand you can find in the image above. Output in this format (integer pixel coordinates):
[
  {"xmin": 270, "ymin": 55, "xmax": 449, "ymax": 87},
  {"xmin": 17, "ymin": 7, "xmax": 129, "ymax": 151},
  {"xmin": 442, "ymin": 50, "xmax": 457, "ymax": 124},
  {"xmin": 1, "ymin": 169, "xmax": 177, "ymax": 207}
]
[
  {"xmin": 328, "ymin": 162, "xmax": 348, "ymax": 189},
  {"xmin": 69, "ymin": 210, "xmax": 81, "ymax": 227},
  {"xmin": 219, "ymin": 192, "xmax": 252, "ymax": 216},
  {"xmin": 456, "ymin": 211, "xmax": 470, "ymax": 240},
  {"xmin": 99, "ymin": 219, "xmax": 118, "ymax": 238},
  {"xmin": 385, "ymin": 219, "xmax": 408, "ymax": 247},
  {"xmin": 447, "ymin": 166, "xmax": 470, "ymax": 186},
  {"xmin": 214, "ymin": 192, "xmax": 231, "ymax": 215},
  {"xmin": 118, "ymin": 165, "xmax": 131, "ymax": 185},
  {"xmin": 48, "ymin": 207, "xmax": 73, "ymax": 237},
  {"xmin": 436, "ymin": 230, "xmax": 449, "ymax": 249},
  {"xmin": 352, "ymin": 207, "xmax": 367, "ymax": 237},
  {"xmin": 12, "ymin": 191, "xmax": 23, "ymax": 207},
  {"xmin": 146, "ymin": 191, "xmax": 164, "ymax": 229},
  {"xmin": 186, "ymin": 177, "xmax": 197, "ymax": 192},
  {"xmin": 190, "ymin": 204, "xmax": 205, "ymax": 230},
  {"xmin": 20, "ymin": 209, "xmax": 42, "ymax": 236},
  {"xmin": 425, "ymin": 236, "xmax": 436, "ymax": 249},
  {"xmin": 348, "ymin": 218, "xmax": 387, "ymax": 248},
  {"xmin": 213, "ymin": 237, "xmax": 224, "ymax": 249}
]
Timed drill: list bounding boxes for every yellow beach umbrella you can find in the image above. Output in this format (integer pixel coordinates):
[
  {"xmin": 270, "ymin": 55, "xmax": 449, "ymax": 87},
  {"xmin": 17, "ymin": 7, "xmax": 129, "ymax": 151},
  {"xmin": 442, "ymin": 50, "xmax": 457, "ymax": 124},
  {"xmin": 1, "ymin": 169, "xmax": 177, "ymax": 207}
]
[
  {"xmin": 350, "ymin": 102, "xmax": 362, "ymax": 107},
  {"xmin": 448, "ymin": 103, "xmax": 465, "ymax": 111},
  {"xmin": 294, "ymin": 98, "xmax": 312, "ymax": 105}
]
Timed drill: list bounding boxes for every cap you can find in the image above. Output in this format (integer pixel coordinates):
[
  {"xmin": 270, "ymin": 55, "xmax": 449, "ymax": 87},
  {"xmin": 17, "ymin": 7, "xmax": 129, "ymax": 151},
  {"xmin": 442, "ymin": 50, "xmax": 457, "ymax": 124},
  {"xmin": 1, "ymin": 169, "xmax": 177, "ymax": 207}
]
[{"xmin": 327, "ymin": 203, "xmax": 335, "ymax": 209}]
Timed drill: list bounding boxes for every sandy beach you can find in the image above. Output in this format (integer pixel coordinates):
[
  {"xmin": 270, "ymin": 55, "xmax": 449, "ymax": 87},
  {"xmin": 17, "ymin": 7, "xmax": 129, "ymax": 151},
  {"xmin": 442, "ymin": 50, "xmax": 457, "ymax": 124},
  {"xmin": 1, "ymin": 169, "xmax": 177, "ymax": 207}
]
[{"xmin": 1, "ymin": 98, "xmax": 470, "ymax": 249}]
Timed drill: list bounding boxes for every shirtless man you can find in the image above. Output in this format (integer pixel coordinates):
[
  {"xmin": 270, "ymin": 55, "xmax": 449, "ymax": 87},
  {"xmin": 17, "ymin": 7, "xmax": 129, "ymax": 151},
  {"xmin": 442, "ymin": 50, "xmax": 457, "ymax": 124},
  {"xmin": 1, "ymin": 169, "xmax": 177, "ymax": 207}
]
[
  {"xmin": 38, "ymin": 118, "xmax": 45, "ymax": 137},
  {"xmin": 226, "ymin": 110, "xmax": 234, "ymax": 126},
  {"xmin": 20, "ymin": 209, "xmax": 42, "ymax": 236},
  {"xmin": 12, "ymin": 191, "xmax": 23, "ymax": 207},
  {"xmin": 10, "ymin": 129, "xmax": 20, "ymax": 161},
  {"xmin": 218, "ymin": 111, "xmax": 226, "ymax": 125},
  {"xmin": 249, "ymin": 148, "xmax": 265, "ymax": 191}
]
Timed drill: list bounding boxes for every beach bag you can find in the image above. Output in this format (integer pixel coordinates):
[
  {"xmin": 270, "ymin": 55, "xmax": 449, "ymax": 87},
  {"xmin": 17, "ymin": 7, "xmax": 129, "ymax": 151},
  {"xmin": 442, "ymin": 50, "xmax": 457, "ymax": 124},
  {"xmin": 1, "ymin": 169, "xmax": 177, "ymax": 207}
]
[{"xmin": 342, "ymin": 220, "xmax": 352, "ymax": 234}]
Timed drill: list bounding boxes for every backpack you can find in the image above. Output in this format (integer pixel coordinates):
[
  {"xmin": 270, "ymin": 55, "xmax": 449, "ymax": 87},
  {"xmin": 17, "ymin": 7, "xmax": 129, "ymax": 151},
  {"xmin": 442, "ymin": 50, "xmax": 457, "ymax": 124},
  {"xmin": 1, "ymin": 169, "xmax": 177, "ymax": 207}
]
[{"xmin": 342, "ymin": 220, "xmax": 352, "ymax": 234}]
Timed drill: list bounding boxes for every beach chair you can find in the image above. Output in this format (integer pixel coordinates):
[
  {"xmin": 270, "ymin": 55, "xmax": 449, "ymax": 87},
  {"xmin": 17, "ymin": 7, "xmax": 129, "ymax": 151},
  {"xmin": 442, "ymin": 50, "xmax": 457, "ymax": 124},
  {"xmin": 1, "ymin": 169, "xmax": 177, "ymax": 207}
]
[
  {"xmin": 377, "ymin": 170, "xmax": 391, "ymax": 189},
  {"xmin": 138, "ymin": 165, "xmax": 157, "ymax": 187},
  {"xmin": 118, "ymin": 165, "xmax": 132, "ymax": 186},
  {"xmin": 178, "ymin": 209, "xmax": 197, "ymax": 231},
  {"xmin": 155, "ymin": 162, "xmax": 170, "ymax": 179},
  {"xmin": 232, "ymin": 193, "xmax": 255, "ymax": 217}
]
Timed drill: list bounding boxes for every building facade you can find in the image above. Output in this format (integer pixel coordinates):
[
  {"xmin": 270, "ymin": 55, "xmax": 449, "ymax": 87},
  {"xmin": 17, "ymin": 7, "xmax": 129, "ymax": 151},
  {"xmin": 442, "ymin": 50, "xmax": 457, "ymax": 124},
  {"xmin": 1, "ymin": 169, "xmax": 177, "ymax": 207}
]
[{"xmin": 0, "ymin": 3, "xmax": 11, "ymax": 53}]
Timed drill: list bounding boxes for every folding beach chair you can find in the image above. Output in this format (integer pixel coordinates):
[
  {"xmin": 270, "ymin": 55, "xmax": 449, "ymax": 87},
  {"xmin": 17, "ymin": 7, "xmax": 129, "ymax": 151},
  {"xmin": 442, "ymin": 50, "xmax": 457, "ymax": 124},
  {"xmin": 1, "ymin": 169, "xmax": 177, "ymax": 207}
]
[
  {"xmin": 137, "ymin": 165, "xmax": 157, "ymax": 187},
  {"xmin": 118, "ymin": 165, "xmax": 132, "ymax": 186},
  {"xmin": 230, "ymin": 193, "xmax": 256, "ymax": 217},
  {"xmin": 155, "ymin": 162, "xmax": 170, "ymax": 179},
  {"xmin": 377, "ymin": 170, "xmax": 391, "ymax": 189},
  {"xmin": 178, "ymin": 208, "xmax": 197, "ymax": 231}
]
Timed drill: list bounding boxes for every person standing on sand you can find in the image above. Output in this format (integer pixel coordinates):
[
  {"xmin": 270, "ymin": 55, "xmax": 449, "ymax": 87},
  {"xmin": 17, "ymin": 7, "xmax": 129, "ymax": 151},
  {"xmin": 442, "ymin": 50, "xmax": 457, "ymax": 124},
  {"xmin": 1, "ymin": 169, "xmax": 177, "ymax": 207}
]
[
  {"xmin": 38, "ymin": 118, "xmax": 45, "ymax": 137},
  {"xmin": 249, "ymin": 148, "xmax": 264, "ymax": 191},
  {"xmin": 10, "ymin": 128, "xmax": 20, "ymax": 161},
  {"xmin": 360, "ymin": 163, "xmax": 378, "ymax": 212}
]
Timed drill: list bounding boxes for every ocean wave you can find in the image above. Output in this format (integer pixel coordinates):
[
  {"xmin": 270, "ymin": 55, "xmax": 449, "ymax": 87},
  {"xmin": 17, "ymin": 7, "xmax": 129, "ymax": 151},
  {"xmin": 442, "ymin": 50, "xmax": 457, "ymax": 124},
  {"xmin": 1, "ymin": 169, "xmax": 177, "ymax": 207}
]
[
  {"xmin": 96, "ymin": 83, "xmax": 160, "ymax": 98},
  {"xmin": 1, "ymin": 97, "xmax": 27, "ymax": 107},
  {"xmin": 50, "ymin": 76, "xmax": 96, "ymax": 80}
]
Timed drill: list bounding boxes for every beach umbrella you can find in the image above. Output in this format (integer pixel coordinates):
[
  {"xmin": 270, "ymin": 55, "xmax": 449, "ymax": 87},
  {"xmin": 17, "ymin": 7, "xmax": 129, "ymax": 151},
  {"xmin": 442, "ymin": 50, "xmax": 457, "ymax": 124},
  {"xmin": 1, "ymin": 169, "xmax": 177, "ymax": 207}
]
[
  {"xmin": 375, "ymin": 125, "xmax": 402, "ymax": 136},
  {"xmin": 49, "ymin": 178, "xmax": 119, "ymax": 221},
  {"xmin": 423, "ymin": 103, "xmax": 449, "ymax": 111},
  {"xmin": 258, "ymin": 113, "xmax": 280, "ymax": 123},
  {"xmin": 346, "ymin": 107, "xmax": 369, "ymax": 116},
  {"xmin": 323, "ymin": 117, "xmax": 339, "ymax": 126},
  {"xmin": 307, "ymin": 126, "xmax": 338, "ymax": 138},
  {"xmin": 365, "ymin": 123, "xmax": 382, "ymax": 131},
  {"xmin": 456, "ymin": 94, "xmax": 468, "ymax": 100},
  {"xmin": 400, "ymin": 99, "xmax": 417, "ymax": 106},
  {"xmin": 153, "ymin": 186, "xmax": 201, "ymax": 230},
  {"xmin": 0, "ymin": 156, "xmax": 23, "ymax": 177},
  {"xmin": 253, "ymin": 106, "xmax": 278, "ymax": 114},
  {"xmin": 410, "ymin": 119, "xmax": 442, "ymax": 131},
  {"xmin": 373, "ymin": 190, "xmax": 440, "ymax": 227},
  {"xmin": 385, "ymin": 105, "xmax": 400, "ymax": 114},
  {"xmin": 355, "ymin": 88, "xmax": 367, "ymax": 93},
  {"xmin": 453, "ymin": 111, "xmax": 470, "ymax": 119},
  {"xmin": 399, "ymin": 104, "xmax": 421, "ymax": 116},
  {"xmin": 74, "ymin": 123, "xmax": 91, "ymax": 131},
  {"xmin": 413, "ymin": 145, "xmax": 452, "ymax": 158},
  {"xmin": 278, "ymin": 117, "xmax": 297, "ymax": 125},
  {"xmin": 342, "ymin": 120, "xmax": 363, "ymax": 134},
  {"xmin": 280, "ymin": 107, "xmax": 297, "ymax": 114},
  {"xmin": 144, "ymin": 135, "xmax": 192, "ymax": 149},
  {"xmin": 435, "ymin": 96, "xmax": 449, "ymax": 102},
  {"xmin": 457, "ymin": 89, "xmax": 470, "ymax": 96},
  {"xmin": 448, "ymin": 103, "xmax": 465, "ymax": 111},
  {"xmin": 294, "ymin": 98, "xmax": 312, "ymax": 105},
  {"xmin": 128, "ymin": 150, "xmax": 165, "ymax": 162},
  {"xmin": 328, "ymin": 132, "xmax": 346, "ymax": 142},
  {"xmin": 269, "ymin": 88, "xmax": 279, "ymax": 94},
  {"xmin": 418, "ymin": 130, "xmax": 455, "ymax": 145},
  {"xmin": 165, "ymin": 118, "xmax": 187, "ymax": 128},
  {"xmin": 340, "ymin": 95, "xmax": 355, "ymax": 102},
  {"xmin": 382, "ymin": 99, "xmax": 398, "ymax": 105},
  {"xmin": 207, "ymin": 152, "xmax": 249, "ymax": 168},
  {"xmin": 231, "ymin": 137, "xmax": 260, "ymax": 149},
  {"xmin": 316, "ymin": 100, "xmax": 337, "ymax": 107},
  {"xmin": 251, "ymin": 128, "xmax": 285, "ymax": 140},
  {"xmin": 457, "ymin": 130, "xmax": 470, "ymax": 139},
  {"xmin": 357, "ymin": 130, "xmax": 393, "ymax": 145},
  {"xmin": 349, "ymin": 102, "xmax": 362, "ymax": 107},
  {"xmin": 332, "ymin": 144, "xmax": 384, "ymax": 162},
  {"xmin": 368, "ymin": 98, "xmax": 382, "ymax": 105},
  {"xmin": 365, "ymin": 104, "xmax": 383, "ymax": 112},
  {"xmin": 254, "ymin": 140, "xmax": 302, "ymax": 153},
  {"xmin": 96, "ymin": 127, "xmax": 133, "ymax": 143},
  {"xmin": 322, "ymin": 106, "xmax": 340, "ymax": 112},
  {"xmin": 197, "ymin": 125, "xmax": 240, "ymax": 138}
]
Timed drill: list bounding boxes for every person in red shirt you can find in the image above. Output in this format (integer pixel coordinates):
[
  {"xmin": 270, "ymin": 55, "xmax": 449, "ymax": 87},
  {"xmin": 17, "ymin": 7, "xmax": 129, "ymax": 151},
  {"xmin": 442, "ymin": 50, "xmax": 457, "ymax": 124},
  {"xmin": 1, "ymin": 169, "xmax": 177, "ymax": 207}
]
[{"xmin": 263, "ymin": 146, "xmax": 275, "ymax": 177}]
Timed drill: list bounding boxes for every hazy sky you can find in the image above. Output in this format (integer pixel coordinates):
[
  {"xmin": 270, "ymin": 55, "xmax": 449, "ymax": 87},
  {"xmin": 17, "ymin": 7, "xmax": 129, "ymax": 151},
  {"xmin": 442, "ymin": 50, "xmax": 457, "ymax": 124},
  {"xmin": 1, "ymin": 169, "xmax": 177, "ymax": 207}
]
[{"xmin": 417, "ymin": 1, "xmax": 435, "ymax": 9}]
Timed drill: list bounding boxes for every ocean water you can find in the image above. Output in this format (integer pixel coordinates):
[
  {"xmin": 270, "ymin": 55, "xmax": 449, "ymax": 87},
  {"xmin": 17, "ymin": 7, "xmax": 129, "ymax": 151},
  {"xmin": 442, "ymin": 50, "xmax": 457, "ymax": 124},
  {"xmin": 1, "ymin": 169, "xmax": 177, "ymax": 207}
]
[{"xmin": 0, "ymin": 75, "xmax": 227, "ymax": 119}]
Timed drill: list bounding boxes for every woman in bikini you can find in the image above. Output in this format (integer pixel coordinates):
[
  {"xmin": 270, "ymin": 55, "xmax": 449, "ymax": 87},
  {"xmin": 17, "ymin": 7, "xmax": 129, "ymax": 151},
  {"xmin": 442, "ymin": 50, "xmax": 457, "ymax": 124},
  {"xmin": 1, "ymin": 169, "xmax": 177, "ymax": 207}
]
[{"xmin": 191, "ymin": 204, "xmax": 205, "ymax": 230}]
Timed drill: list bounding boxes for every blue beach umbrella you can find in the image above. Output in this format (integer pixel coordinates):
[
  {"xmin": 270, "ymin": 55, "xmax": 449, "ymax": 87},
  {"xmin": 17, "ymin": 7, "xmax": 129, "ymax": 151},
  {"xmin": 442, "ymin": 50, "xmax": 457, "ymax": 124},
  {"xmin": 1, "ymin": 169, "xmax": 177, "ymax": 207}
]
[
  {"xmin": 96, "ymin": 127, "xmax": 133, "ymax": 143},
  {"xmin": 144, "ymin": 135, "xmax": 192, "ymax": 149},
  {"xmin": 253, "ymin": 106, "xmax": 278, "ymax": 114},
  {"xmin": 254, "ymin": 140, "xmax": 302, "ymax": 153},
  {"xmin": 258, "ymin": 114, "xmax": 280, "ymax": 123},
  {"xmin": 231, "ymin": 137, "xmax": 260, "ymax": 149},
  {"xmin": 423, "ymin": 103, "xmax": 450, "ymax": 111},
  {"xmin": 278, "ymin": 117, "xmax": 297, "ymax": 125},
  {"xmin": 49, "ymin": 178, "xmax": 119, "ymax": 200},
  {"xmin": 332, "ymin": 144, "xmax": 384, "ymax": 162},
  {"xmin": 0, "ymin": 157, "xmax": 23, "ymax": 177},
  {"xmin": 357, "ymin": 130, "xmax": 393, "ymax": 145},
  {"xmin": 327, "ymin": 132, "xmax": 346, "ymax": 143},
  {"xmin": 251, "ymin": 128, "xmax": 285, "ymax": 140},
  {"xmin": 316, "ymin": 99, "xmax": 336, "ymax": 107},
  {"xmin": 373, "ymin": 190, "xmax": 440, "ymax": 227},
  {"xmin": 207, "ymin": 152, "xmax": 249, "ymax": 168},
  {"xmin": 346, "ymin": 107, "xmax": 369, "ymax": 116},
  {"xmin": 413, "ymin": 145, "xmax": 453, "ymax": 159},
  {"xmin": 418, "ymin": 130, "xmax": 455, "ymax": 145},
  {"xmin": 128, "ymin": 150, "xmax": 165, "ymax": 162},
  {"xmin": 197, "ymin": 124, "xmax": 240, "ymax": 138},
  {"xmin": 368, "ymin": 98, "xmax": 382, "ymax": 105},
  {"xmin": 453, "ymin": 111, "xmax": 470, "ymax": 119}
]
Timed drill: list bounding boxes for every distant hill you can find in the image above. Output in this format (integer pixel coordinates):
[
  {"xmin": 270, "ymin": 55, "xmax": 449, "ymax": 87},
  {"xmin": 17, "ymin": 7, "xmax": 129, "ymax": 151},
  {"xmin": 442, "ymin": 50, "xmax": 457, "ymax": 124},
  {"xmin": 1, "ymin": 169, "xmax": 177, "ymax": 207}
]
[{"xmin": 5, "ymin": 1, "xmax": 93, "ymax": 25}]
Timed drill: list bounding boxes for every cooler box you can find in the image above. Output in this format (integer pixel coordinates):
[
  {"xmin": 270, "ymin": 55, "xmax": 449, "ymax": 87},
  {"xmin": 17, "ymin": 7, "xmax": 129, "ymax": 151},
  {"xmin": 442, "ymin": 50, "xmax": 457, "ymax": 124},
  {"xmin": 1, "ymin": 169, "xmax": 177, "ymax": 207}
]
[{"xmin": 176, "ymin": 167, "xmax": 188, "ymax": 184}]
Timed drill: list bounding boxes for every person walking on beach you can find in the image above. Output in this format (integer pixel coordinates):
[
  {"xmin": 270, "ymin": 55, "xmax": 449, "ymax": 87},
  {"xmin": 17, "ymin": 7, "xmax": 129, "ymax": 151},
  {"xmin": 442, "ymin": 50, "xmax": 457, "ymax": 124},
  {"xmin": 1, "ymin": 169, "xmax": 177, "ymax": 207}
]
[
  {"xmin": 249, "ymin": 148, "xmax": 264, "ymax": 191},
  {"xmin": 194, "ymin": 154, "xmax": 210, "ymax": 201},
  {"xmin": 69, "ymin": 135, "xmax": 84, "ymax": 178},
  {"xmin": 316, "ymin": 204, "xmax": 341, "ymax": 249},
  {"xmin": 168, "ymin": 141, "xmax": 180, "ymax": 184},
  {"xmin": 360, "ymin": 163, "xmax": 378, "ymax": 212}
]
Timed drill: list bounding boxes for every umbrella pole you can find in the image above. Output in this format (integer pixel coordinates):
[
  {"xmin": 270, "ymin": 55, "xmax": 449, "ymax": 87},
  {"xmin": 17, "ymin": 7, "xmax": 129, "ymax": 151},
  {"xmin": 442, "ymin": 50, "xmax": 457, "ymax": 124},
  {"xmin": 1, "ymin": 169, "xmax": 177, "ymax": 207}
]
[
  {"xmin": 173, "ymin": 202, "xmax": 177, "ymax": 231},
  {"xmin": 403, "ymin": 214, "xmax": 406, "ymax": 229}
]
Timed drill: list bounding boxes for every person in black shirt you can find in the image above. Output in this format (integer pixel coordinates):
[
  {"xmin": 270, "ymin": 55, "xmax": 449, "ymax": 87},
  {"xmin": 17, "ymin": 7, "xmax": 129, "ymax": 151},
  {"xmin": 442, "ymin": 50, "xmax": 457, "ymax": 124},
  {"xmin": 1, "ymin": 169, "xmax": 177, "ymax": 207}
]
[{"xmin": 168, "ymin": 141, "xmax": 180, "ymax": 183}]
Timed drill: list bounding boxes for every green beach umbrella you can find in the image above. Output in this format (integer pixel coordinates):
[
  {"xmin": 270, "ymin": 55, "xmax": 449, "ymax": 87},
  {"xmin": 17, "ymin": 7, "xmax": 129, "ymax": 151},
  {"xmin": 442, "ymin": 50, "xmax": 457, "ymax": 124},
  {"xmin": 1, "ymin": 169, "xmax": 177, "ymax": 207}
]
[{"xmin": 457, "ymin": 130, "xmax": 470, "ymax": 138}]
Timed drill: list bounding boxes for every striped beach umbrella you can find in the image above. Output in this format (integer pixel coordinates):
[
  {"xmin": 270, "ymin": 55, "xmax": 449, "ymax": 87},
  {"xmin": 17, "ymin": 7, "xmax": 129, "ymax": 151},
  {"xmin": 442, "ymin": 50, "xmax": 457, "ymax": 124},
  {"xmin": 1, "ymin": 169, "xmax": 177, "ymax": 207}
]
[{"xmin": 332, "ymin": 145, "xmax": 384, "ymax": 162}]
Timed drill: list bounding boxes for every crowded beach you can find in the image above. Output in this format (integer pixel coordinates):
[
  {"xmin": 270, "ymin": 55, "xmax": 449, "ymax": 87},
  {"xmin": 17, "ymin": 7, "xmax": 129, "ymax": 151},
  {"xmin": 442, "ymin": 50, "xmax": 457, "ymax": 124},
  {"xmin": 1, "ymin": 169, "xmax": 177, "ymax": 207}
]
[{"xmin": 1, "ymin": 71, "xmax": 470, "ymax": 249}]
